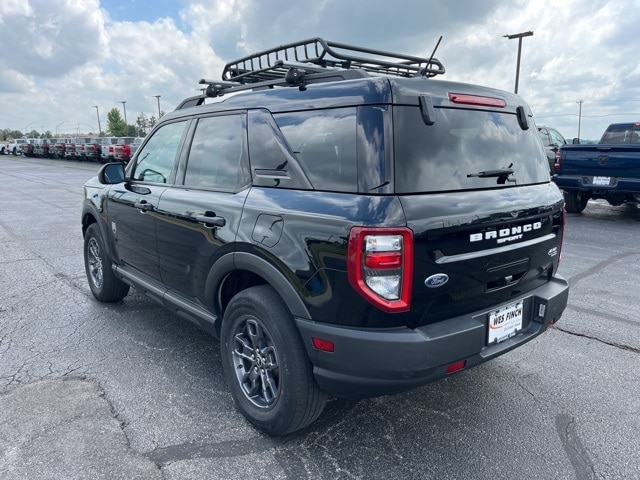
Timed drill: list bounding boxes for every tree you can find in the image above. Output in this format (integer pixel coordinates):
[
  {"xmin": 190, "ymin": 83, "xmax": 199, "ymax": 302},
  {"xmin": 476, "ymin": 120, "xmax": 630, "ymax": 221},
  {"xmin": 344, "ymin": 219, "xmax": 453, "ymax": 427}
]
[
  {"xmin": 136, "ymin": 112, "xmax": 148, "ymax": 136},
  {"xmin": 106, "ymin": 108, "xmax": 127, "ymax": 137},
  {"xmin": 1, "ymin": 128, "xmax": 24, "ymax": 140}
]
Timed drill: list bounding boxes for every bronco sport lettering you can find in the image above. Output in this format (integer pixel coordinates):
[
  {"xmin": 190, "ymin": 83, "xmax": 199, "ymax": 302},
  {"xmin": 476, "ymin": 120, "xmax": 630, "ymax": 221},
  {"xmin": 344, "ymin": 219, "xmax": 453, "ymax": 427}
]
[{"xmin": 470, "ymin": 222, "xmax": 543, "ymax": 243}]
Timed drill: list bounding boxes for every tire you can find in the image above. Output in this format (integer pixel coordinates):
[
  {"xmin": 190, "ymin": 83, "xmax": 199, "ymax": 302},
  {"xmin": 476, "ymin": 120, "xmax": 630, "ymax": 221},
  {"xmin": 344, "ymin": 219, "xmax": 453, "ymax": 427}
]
[
  {"xmin": 564, "ymin": 190, "xmax": 589, "ymax": 213},
  {"xmin": 221, "ymin": 285, "xmax": 327, "ymax": 436},
  {"xmin": 84, "ymin": 224, "xmax": 129, "ymax": 302}
]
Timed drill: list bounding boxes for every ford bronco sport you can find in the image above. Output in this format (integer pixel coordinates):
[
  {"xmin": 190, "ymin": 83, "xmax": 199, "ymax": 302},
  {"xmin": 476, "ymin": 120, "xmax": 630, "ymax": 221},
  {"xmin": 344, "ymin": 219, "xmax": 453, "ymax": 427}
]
[{"xmin": 82, "ymin": 38, "xmax": 569, "ymax": 435}]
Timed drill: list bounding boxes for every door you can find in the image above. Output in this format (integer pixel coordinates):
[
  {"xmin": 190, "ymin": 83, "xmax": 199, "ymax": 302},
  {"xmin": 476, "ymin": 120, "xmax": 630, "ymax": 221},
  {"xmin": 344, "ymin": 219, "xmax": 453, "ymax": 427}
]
[
  {"xmin": 106, "ymin": 120, "xmax": 189, "ymax": 281},
  {"xmin": 155, "ymin": 113, "xmax": 250, "ymax": 304}
]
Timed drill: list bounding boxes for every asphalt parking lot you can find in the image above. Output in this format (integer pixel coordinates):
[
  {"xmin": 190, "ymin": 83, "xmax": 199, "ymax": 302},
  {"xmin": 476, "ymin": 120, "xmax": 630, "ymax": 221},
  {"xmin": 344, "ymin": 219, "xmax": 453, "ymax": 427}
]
[{"xmin": 1, "ymin": 155, "xmax": 639, "ymax": 479}]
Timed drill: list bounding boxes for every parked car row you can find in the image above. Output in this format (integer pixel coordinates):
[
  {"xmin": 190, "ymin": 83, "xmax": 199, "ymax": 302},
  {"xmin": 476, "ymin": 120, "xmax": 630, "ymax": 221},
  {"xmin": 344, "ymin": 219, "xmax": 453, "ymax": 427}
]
[
  {"xmin": 12, "ymin": 136, "xmax": 143, "ymax": 164},
  {"xmin": 0, "ymin": 138, "xmax": 28, "ymax": 155}
]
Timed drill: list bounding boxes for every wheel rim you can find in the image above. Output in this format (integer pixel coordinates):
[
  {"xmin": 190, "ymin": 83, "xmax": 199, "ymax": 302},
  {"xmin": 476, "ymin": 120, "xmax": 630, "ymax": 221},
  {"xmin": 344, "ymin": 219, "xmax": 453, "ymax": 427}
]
[
  {"xmin": 87, "ymin": 237, "xmax": 104, "ymax": 288},
  {"xmin": 231, "ymin": 317, "xmax": 280, "ymax": 408}
]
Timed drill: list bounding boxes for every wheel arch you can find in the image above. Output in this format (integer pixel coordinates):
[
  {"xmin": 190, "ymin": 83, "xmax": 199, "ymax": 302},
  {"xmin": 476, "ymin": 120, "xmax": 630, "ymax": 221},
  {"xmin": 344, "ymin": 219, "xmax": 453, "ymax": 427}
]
[
  {"xmin": 81, "ymin": 203, "xmax": 112, "ymax": 251},
  {"xmin": 206, "ymin": 251, "xmax": 311, "ymax": 336}
]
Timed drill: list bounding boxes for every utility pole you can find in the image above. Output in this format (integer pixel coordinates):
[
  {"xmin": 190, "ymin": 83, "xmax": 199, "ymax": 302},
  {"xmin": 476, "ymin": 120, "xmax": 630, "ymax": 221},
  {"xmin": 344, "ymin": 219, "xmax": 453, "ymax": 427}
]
[
  {"xmin": 154, "ymin": 95, "xmax": 161, "ymax": 118},
  {"xmin": 504, "ymin": 30, "xmax": 533, "ymax": 94},
  {"xmin": 576, "ymin": 99, "xmax": 584, "ymax": 140},
  {"xmin": 93, "ymin": 106, "xmax": 102, "ymax": 136}
]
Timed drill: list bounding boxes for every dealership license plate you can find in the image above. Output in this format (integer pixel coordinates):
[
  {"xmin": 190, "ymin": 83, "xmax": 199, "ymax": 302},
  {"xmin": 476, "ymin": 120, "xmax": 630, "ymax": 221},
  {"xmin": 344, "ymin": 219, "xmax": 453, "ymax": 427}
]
[
  {"xmin": 488, "ymin": 301, "xmax": 523, "ymax": 344},
  {"xmin": 592, "ymin": 176, "xmax": 611, "ymax": 186}
]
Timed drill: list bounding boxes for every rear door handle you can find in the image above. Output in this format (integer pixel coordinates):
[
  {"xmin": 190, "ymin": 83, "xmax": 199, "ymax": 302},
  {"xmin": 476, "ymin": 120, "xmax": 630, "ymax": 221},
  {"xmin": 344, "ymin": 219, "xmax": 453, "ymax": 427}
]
[{"xmin": 195, "ymin": 213, "xmax": 226, "ymax": 228}]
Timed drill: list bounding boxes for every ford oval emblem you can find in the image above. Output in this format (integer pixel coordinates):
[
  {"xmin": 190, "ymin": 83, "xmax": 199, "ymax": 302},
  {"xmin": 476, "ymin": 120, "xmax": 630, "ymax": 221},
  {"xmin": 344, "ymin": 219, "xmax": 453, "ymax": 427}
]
[{"xmin": 425, "ymin": 273, "xmax": 449, "ymax": 288}]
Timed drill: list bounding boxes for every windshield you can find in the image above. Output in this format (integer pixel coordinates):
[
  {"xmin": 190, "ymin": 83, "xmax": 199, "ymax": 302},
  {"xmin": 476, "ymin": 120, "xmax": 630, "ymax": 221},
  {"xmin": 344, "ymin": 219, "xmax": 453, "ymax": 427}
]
[{"xmin": 394, "ymin": 107, "xmax": 549, "ymax": 193}]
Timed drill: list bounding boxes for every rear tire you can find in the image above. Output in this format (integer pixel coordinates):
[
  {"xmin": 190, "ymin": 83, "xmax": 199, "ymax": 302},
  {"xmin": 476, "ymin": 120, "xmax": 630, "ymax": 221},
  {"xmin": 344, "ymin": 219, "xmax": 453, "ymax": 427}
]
[
  {"xmin": 564, "ymin": 190, "xmax": 589, "ymax": 213},
  {"xmin": 84, "ymin": 224, "xmax": 129, "ymax": 302},
  {"xmin": 220, "ymin": 285, "xmax": 327, "ymax": 436}
]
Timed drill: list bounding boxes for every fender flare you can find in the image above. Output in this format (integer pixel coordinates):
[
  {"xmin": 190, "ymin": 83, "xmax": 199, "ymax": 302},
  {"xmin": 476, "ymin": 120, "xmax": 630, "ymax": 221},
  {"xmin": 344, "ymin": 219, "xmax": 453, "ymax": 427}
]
[
  {"xmin": 81, "ymin": 202, "xmax": 110, "ymax": 249},
  {"xmin": 205, "ymin": 251, "xmax": 311, "ymax": 321}
]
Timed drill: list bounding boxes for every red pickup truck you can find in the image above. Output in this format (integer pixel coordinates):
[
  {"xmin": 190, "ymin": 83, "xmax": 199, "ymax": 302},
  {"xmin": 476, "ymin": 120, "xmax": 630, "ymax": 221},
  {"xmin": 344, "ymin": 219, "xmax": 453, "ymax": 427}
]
[{"xmin": 113, "ymin": 137, "xmax": 142, "ymax": 163}]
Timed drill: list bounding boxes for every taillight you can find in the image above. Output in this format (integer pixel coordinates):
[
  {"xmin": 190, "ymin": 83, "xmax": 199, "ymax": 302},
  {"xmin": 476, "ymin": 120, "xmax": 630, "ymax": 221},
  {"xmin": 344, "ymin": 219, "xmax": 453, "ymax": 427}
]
[
  {"xmin": 555, "ymin": 150, "xmax": 562, "ymax": 170},
  {"xmin": 347, "ymin": 227, "xmax": 413, "ymax": 313}
]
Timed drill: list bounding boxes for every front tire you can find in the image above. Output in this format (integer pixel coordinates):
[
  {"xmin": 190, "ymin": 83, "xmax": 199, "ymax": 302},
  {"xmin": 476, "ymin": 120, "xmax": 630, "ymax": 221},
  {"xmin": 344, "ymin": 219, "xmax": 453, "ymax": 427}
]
[
  {"xmin": 84, "ymin": 224, "xmax": 129, "ymax": 302},
  {"xmin": 564, "ymin": 190, "xmax": 589, "ymax": 213},
  {"xmin": 221, "ymin": 285, "xmax": 327, "ymax": 436}
]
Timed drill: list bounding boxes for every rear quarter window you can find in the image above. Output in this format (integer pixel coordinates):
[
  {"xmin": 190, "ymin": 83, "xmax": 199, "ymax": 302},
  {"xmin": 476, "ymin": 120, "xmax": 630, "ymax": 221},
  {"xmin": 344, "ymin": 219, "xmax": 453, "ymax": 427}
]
[{"xmin": 275, "ymin": 108, "xmax": 358, "ymax": 193}]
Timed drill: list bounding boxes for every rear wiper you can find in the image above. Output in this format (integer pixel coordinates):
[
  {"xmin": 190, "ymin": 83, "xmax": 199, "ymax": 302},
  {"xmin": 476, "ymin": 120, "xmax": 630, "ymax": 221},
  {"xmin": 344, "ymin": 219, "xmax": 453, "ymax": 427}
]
[{"xmin": 467, "ymin": 164, "xmax": 515, "ymax": 184}]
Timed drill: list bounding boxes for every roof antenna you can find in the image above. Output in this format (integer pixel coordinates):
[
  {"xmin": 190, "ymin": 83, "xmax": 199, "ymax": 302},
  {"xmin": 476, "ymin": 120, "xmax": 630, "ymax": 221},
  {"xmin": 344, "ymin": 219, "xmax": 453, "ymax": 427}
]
[{"xmin": 422, "ymin": 36, "xmax": 443, "ymax": 77}]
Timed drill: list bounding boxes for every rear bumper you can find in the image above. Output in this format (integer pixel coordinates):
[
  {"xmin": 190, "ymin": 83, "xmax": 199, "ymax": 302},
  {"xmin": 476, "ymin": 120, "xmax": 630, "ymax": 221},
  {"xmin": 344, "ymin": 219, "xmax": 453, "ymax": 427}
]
[
  {"xmin": 554, "ymin": 174, "xmax": 640, "ymax": 193},
  {"xmin": 296, "ymin": 275, "xmax": 568, "ymax": 397}
]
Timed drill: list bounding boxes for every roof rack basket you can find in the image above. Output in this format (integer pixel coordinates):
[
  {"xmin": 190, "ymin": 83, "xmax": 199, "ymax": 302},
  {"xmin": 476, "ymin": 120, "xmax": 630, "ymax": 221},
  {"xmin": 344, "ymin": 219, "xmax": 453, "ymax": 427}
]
[
  {"xmin": 221, "ymin": 37, "xmax": 445, "ymax": 84},
  {"xmin": 176, "ymin": 37, "xmax": 445, "ymax": 109}
]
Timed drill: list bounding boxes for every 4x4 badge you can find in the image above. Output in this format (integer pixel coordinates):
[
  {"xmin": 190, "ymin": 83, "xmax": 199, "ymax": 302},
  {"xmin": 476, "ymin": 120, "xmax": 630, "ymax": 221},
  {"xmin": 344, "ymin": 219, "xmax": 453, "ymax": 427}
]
[{"xmin": 425, "ymin": 274, "xmax": 449, "ymax": 288}]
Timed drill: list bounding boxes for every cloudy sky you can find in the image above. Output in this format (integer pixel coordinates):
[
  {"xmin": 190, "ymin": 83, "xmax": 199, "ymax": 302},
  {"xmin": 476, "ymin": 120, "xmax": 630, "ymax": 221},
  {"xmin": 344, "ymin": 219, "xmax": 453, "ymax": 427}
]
[{"xmin": 1, "ymin": 0, "xmax": 638, "ymax": 141}]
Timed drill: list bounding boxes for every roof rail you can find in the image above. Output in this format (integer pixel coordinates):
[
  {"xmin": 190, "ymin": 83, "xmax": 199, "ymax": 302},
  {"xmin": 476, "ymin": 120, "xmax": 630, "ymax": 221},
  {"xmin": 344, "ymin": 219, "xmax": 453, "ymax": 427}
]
[{"xmin": 176, "ymin": 37, "xmax": 445, "ymax": 109}]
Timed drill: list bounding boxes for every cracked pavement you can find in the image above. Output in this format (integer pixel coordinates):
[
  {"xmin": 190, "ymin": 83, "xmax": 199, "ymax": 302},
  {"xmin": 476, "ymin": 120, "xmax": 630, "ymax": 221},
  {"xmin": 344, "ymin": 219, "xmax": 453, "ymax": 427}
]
[{"xmin": 1, "ymin": 156, "xmax": 639, "ymax": 479}]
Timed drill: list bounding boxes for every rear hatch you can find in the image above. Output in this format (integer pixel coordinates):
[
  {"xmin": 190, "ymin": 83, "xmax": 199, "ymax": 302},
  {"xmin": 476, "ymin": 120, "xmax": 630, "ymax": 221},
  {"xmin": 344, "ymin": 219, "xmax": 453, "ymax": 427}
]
[
  {"xmin": 558, "ymin": 144, "xmax": 640, "ymax": 179},
  {"xmin": 393, "ymin": 98, "xmax": 564, "ymax": 329}
]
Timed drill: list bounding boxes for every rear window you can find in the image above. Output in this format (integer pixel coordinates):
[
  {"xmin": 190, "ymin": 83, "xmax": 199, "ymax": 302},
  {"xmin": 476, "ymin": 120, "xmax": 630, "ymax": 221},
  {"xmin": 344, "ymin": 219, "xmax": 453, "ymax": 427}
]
[
  {"xmin": 600, "ymin": 124, "xmax": 640, "ymax": 144},
  {"xmin": 394, "ymin": 107, "xmax": 549, "ymax": 194}
]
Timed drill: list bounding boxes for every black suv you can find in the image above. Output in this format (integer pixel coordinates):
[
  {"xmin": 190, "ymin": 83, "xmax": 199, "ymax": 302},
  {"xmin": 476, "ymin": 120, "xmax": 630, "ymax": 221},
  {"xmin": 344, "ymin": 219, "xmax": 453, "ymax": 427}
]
[{"xmin": 82, "ymin": 38, "xmax": 569, "ymax": 435}]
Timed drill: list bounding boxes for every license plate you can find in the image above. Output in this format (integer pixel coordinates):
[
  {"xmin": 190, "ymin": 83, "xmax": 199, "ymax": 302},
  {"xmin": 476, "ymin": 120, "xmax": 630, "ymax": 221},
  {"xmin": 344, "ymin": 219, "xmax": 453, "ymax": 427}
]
[
  {"xmin": 592, "ymin": 176, "xmax": 611, "ymax": 186},
  {"xmin": 487, "ymin": 301, "xmax": 523, "ymax": 344}
]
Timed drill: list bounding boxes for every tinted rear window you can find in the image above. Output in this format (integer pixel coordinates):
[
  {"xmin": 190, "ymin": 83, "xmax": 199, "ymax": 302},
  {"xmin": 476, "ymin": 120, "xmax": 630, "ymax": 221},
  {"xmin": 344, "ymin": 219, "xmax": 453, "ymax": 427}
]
[
  {"xmin": 275, "ymin": 108, "xmax": 357, "ymax": 193},
  {"xmin": 600, "ymin": 124, "xmax": 640, "ymax": 144},
  {"xmin": 394, "ymin": 107, "xmax": 549, "ymax": 193}
]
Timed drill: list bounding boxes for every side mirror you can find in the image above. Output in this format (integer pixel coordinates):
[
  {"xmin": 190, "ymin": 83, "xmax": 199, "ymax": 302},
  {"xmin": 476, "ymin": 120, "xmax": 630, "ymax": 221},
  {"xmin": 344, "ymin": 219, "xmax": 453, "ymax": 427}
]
[
  {"xmin": 572, "ymin": 138, "xmax": 581, "ymax": 144},
  {"xmin": 98, "ymin": 162, "xmax": 126, "ymax": 184}
]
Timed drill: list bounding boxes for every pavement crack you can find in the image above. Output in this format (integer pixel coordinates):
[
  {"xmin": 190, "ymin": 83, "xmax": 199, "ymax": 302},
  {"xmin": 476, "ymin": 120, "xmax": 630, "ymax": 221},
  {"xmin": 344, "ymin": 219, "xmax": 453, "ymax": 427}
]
[{"xmin": 553, "ymin": 326, "xmax": 640, "ymax": 354}]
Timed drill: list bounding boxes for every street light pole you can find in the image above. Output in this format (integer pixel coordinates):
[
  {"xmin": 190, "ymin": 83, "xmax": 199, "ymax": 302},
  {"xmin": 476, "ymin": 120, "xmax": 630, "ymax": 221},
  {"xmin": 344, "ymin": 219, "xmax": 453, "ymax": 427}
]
[
  {"xmin": 504, "ymin": 30, "xmax": 533, "ymax": 94},
  {"xmin": 93, "ymin": 106, "xmax": 102, "ymax": 136},
  {"xmin": 120, "ymin": 100, "xmax": 127, "ymax": 131},
  {"xmin": 154, "ymin": 95, "xmax": 161, "ymax": 118},
  {"xmin": 576, "ymin": 99, "xmax": 584, "ymax": 140}
]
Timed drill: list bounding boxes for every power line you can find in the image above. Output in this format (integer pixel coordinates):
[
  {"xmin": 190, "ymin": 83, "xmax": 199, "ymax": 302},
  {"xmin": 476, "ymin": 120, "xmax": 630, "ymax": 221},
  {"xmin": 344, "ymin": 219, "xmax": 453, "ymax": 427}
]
[{"xmin": 535, "ymin": 112, "xmax": 640, "ymax": 118}]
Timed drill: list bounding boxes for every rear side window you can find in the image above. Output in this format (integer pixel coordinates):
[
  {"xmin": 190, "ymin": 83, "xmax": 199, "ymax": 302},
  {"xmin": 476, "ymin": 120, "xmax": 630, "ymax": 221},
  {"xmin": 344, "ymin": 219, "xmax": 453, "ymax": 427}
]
[
  {"xmin": 394, "ymin": 107, "xmax": 550, "ymax": 194},
  {"xmin": 183, "ymin": 114, "xmax": 250, "ymax": 191},
  {"xmin": 548, "ymin": 128, "xmax": 566, "ymax": 146},
  {"xmin": 275, "ymin": 108, "xmax": 358, "ymax": 193}
]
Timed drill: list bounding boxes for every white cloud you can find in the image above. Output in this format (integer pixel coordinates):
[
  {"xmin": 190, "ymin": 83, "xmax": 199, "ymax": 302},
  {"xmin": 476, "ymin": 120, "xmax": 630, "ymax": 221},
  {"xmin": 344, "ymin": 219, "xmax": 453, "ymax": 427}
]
[{"xmin": 1, "ymin": 0, "xmax": 640, "ymax": 140}]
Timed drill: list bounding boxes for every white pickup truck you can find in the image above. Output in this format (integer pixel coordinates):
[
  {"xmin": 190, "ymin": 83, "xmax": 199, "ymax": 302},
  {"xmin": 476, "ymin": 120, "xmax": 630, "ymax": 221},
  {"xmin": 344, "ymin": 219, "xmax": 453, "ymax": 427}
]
[{"xmin": 1, "ymin": 139, "xmax": 28, "ymax": 155}]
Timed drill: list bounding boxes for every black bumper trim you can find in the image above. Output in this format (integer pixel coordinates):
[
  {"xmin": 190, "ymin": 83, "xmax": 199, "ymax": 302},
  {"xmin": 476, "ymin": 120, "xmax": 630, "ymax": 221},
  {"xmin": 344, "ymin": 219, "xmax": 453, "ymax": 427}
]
[{"xmin": 295, "ymin": 275, "xmax": 568, "ymax": 397}]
